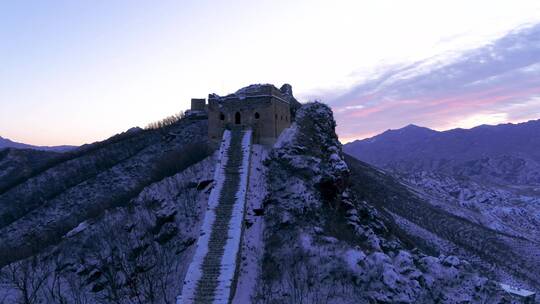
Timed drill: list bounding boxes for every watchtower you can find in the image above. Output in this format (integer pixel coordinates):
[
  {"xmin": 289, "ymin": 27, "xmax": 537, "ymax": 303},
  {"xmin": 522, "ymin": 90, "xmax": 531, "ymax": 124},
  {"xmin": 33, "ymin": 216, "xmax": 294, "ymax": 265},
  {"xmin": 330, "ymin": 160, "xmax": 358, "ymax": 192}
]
[{"xmin": 190, "ymin": 84, "xmax": 300, "ymax": 147}]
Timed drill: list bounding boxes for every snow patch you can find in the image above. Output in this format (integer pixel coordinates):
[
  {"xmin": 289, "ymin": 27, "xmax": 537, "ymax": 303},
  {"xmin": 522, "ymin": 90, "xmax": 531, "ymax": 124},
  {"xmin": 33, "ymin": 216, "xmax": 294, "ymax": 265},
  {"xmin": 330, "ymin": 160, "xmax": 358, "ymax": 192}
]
[
  {"xmin": 232, "ymin": 144, "xmax": 268, "ymax": 303},
  {"xmin": 64, "ymin": 221, "xmax": 89, "ymax": 238}
]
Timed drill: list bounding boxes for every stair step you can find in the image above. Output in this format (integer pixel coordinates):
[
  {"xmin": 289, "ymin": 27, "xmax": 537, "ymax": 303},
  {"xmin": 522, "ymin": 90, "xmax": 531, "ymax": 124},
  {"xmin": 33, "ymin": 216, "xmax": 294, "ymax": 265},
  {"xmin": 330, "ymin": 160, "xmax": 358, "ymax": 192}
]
[{"xmin": 179, "ymin": 130, "xmax": 252, "ymax": 304}]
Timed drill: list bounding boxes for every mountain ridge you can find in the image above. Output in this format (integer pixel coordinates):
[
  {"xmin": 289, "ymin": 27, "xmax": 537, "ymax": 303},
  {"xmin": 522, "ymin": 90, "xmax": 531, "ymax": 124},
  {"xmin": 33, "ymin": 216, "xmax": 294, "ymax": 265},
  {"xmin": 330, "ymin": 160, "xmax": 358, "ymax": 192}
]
[
  {"xmin": 349, "ymin": 118, "xmax": 540, "ymax": 145},
  {"xmin": 0, "ymin": 101, "xmax": 519, "ymax": 303},
  {"xmin": 0, "ymin": 135, "xmax": 76, "ymax": 152},
  {"xmin": 344, "ymin": 118, "xmax": 540, "ymax": 183}
]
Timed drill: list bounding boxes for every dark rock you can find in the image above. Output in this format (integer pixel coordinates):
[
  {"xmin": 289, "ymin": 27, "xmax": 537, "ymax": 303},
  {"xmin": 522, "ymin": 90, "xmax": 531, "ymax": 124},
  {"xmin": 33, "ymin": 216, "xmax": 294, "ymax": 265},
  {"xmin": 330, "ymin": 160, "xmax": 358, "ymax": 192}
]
[
  {"xmin": 253, "ymin": 208, "xmax": 265, "ymax": 216},
  {"xmin": 152, "ymin": 210, "xmax": 177, "ymax": 234},
  {"xmin": 86, "ymin": 269, "xmax": 103, "ymax": 283},
  {"xmin": 155, "ymin": 223, "xmax": 178, "ymax": 244},
  {"xmin": 91, "ymin": 283, "xmax": 105, "ymax": 293}
]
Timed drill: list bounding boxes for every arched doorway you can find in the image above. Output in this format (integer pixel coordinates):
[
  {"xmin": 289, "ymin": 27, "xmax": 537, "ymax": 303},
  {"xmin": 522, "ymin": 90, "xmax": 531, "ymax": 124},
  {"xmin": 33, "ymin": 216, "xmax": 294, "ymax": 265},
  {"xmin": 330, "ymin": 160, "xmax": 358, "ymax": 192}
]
[{"xmin": 235, "ymin": 112, "xmax": 241, "ymax": 124}]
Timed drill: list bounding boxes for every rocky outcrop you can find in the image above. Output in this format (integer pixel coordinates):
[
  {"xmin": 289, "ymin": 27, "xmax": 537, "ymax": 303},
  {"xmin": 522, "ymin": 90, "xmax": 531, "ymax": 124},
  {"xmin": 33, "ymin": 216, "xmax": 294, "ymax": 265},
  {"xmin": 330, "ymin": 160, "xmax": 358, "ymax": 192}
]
[{"xmin": 255, "ymin": 102, "xmax": 503, "ymax": 303}]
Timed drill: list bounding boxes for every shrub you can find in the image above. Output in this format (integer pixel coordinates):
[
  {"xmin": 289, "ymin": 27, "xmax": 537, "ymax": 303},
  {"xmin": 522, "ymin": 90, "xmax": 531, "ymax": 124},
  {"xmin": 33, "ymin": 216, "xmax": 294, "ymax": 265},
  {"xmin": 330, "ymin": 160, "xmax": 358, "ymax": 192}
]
[{"xmin": 145, "ymin": 111, "xmax": 185, "ymax": 130}]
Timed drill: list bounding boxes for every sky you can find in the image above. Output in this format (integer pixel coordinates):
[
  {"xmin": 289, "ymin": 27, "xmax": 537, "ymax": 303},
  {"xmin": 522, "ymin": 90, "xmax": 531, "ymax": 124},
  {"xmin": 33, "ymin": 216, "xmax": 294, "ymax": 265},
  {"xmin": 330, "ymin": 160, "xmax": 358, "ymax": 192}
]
[{"xmin": 1, "ymin": 0, "xmax": 540, "ymax": 145}]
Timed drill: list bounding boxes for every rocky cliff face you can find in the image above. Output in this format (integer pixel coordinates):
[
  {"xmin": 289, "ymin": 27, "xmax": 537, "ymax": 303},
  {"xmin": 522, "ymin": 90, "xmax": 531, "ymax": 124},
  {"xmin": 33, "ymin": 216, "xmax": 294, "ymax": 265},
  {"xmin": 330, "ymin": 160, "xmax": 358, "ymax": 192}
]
[
  {"xmin": 0, "ymin": 102, "xmax": 515, "ymax": 303},
  {"xmin": 254, "ymin": 103, "xmax": 503, "ymax": 303}
]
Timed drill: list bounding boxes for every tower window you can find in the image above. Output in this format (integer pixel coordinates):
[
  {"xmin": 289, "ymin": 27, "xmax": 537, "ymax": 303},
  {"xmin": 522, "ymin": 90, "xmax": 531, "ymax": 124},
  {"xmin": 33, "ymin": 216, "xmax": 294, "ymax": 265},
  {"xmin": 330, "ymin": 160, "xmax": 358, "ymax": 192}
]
[
  {"xmin": 219, "ymin": 113, "xmax": 225, "ymax": 120},
  {"xmin": 254, "ymin": 112, "xmax": 260, "ymax": 119},
  {"xmin": 235, "ymin": 112, "xmax": 241, "ymax": 124}
]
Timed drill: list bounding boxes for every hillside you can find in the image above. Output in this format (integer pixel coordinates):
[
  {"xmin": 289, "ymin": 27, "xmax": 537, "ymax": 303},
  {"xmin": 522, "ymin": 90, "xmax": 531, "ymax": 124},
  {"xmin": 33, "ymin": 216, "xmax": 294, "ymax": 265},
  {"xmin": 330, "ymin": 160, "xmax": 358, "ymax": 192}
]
[
  {"xmin": 345, "ymin": 122, "xmax": 540, "ymax": 241},
  {"xmin": 0, "ymin": 148, "xmax": 60, "ymax": 191},
  {"xmin": 345, "ymin": 155, "xmax": 540, "ymax": 290},
  {"xmin": 345, "ymin": 120, "xmax": 540, "ymax": 294},
  {"xmin": 0, "ymin": 100, "xmax": 527, "ymax": 303}
]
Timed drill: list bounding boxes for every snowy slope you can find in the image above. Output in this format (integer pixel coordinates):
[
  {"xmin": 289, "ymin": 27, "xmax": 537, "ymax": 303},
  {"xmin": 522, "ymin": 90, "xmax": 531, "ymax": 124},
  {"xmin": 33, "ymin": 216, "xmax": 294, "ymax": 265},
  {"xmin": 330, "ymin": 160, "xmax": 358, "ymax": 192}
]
[
  {"xmin": 232, "ymin": 144, "xmax": 269, "ymax": 303},
  {"xmin": 345, "ymin": 120, "xmax": 540, "ymax": 296},
  {"xmin": 402, "ymin": 171, "xmax": 540, "ymax": 242},
  {"xmin": 0, "ymin": 153, "xmax": 216, "ymax": 303}
]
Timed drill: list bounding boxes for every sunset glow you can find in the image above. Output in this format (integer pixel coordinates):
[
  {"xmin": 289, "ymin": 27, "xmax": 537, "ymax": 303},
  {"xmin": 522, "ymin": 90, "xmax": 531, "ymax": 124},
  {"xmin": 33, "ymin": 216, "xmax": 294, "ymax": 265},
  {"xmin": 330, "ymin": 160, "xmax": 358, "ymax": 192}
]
[{"xmin": 1, "ymin": 0, "xmax": 540, "ymax": 145}]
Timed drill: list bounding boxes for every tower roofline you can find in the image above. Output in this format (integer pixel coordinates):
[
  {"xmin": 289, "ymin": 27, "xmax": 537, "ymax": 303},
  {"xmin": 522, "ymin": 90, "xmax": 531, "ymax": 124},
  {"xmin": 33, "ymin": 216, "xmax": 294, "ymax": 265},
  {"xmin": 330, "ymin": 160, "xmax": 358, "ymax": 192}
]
[{"xmin": 208, "ymin": 83, "xmax": 292, "ymax": 104}]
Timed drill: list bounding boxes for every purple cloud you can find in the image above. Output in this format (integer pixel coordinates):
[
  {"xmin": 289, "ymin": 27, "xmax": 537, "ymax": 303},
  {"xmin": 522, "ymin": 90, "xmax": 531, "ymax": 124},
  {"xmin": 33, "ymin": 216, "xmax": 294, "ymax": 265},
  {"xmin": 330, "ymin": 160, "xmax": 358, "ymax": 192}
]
[{"xmin": 328, "ymin": 24, "xmax": 540, "ymax": 142}]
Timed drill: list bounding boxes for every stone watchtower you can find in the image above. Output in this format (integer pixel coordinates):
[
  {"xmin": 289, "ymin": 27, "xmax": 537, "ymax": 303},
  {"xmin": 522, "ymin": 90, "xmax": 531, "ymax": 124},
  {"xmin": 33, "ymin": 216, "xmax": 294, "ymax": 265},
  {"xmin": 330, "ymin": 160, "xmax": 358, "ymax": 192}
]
[{"xmin": 190, "ymin": 83, "xmax": 301, "ymax": 146}]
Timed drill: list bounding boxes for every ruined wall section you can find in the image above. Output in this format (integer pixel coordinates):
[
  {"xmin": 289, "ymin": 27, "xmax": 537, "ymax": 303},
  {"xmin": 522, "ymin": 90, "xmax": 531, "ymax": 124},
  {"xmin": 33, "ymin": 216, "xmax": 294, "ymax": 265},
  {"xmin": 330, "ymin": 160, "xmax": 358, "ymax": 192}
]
[{"xmin": 271, "ymin": 97, "xmax": 291, "ymax": 145}]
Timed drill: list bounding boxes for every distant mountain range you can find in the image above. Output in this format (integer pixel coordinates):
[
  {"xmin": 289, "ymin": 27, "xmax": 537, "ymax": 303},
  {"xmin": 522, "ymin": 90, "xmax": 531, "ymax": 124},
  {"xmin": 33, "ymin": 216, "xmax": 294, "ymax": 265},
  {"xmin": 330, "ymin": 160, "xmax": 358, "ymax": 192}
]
[
  {"xmin": 344, "ymin": 119, "xmax": 540, "ymax": 187},
  {"xmin": 0, "ymin": 136, "xmax": 76, "ymax": 152}
]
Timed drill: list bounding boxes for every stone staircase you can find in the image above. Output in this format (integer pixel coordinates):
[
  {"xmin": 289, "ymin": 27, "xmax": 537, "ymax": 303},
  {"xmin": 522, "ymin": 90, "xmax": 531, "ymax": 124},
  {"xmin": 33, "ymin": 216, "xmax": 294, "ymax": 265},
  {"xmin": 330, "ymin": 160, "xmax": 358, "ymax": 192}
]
[{"xmin": 178, "ymin": 129, "xmax": 252, "ymax": 304}]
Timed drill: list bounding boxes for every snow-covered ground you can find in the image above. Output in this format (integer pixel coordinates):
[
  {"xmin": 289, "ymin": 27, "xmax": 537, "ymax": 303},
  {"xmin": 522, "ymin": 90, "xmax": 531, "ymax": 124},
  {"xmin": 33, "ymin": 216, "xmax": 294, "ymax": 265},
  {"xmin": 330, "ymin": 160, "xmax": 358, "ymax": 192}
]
[
  {"xmin": 0, "ymin": 151, "xmax": 217, "ymax": 304},
  {"xmin": 232, "ymin": 144, "xmax": 269, "ymax": 303},
  {"xmin": 402, "ymin": 171, "xmax": 540, "ymax": 242}
]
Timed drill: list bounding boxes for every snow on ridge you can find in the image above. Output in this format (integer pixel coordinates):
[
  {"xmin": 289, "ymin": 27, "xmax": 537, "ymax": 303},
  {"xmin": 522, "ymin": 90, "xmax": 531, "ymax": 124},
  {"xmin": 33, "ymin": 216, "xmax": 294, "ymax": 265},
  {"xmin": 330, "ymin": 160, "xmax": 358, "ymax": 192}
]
[
  {"xmin": 217, "ymin": 130, "xmax": 252, "ymax": 303},
  {"xmin": 233, "ymin": 144, "xmax": 269, "ymax": 303},
  {"xmin": 500, "ymin": 283, "xmax": 536, "ymax": 297},
  {"xmin": 273, "ymin": 124, "xmax": 298, "ymax": 149},
  {"xmin": 64, "ymin": 220, "xmax": 89, "ymax": 238}
]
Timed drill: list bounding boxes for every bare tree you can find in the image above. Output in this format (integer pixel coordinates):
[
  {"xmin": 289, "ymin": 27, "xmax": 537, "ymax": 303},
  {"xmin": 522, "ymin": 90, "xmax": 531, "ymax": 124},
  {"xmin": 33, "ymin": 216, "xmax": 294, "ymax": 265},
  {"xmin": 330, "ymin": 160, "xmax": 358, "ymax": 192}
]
[
  {"xmin": 145, "ymin": 112, "xmax": 185, "ymax": 130},
  {"xmin": 63, "ymin": 271, "xmax": 91, "ymax": 304},
  {"xmin": 0, "ymin": 257, "xmax": 50, "ymax": 304},
  {"xmin": 78, "ymin": 210, "xmax": 183, "ymax": 304},
  {"xmin": 41, "ymin": 255, "xmax": 75, "ymax": 304}
]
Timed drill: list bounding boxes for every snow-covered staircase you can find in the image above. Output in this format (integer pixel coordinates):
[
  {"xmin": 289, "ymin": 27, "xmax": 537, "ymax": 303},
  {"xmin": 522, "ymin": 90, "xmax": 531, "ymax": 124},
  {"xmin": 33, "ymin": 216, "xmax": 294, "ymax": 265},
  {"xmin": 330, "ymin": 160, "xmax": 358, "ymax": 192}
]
[{"xmin": 178, "ymin": 129, "xmax": 252, "ymax": 304}]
